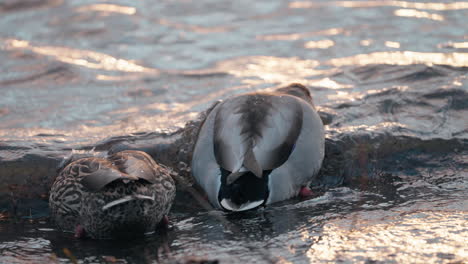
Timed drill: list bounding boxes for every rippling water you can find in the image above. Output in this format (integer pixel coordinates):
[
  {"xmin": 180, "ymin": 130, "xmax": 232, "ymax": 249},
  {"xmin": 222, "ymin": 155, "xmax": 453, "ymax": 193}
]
[{"xmin": 0, "ymin": 0, "xmax": 467, "ymax": 263}]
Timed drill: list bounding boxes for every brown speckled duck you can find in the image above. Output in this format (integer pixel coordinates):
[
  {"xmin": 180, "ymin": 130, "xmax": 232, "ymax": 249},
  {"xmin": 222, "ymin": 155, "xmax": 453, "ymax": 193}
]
[{"xmin": 49, "ymin": 150, "xmax": 176, "ymax": 239}]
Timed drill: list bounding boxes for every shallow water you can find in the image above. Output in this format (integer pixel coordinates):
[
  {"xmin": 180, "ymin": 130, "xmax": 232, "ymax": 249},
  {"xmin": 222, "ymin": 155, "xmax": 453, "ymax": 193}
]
[{"xmin": 0, "ymin": 0, "xmax": 467, "ymax": 263}]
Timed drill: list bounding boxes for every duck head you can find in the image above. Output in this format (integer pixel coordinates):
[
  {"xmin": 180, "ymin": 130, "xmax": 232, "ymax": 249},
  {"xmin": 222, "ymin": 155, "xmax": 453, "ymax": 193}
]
[
  {"xmin": 217, "ymin": 168, "xmax": 270, "ymax": 211},
  {"xmin": 275, "ymin": 83, "xmax": 313, "ymax": 103}
]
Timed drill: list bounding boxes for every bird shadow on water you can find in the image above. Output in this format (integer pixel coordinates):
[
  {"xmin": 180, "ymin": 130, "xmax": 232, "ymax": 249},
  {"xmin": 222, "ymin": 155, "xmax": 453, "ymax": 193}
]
[
  {"xmin": 51, "ymin": 231, "xmax": 175, "ymax": 263},
  {"xmin": 0, "ymin": 217, "xmax": 178, "ymax": 263}
]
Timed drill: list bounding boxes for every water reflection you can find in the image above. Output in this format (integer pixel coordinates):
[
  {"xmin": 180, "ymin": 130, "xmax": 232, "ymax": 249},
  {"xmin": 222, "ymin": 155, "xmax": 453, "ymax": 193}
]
[
  {"xmin": 309, "ymin": 78, "xmax": 353, "ymax": 89},
  {"xmin": 95, "ymin": 74, "xmax": 145, "ymax": 81},
  {"xmin": 360, "ymin": 39, "xmax": 373, "ymax": 46},
  {"xmin": 306, "ymin": 210, "xmax": 467, "ymax": 263},
  {"xmin": 213, "ymin": 56, "xmax": 327, "ymax": 85},
  {"xmin": 157, "ymin": 18, "xmax": 232, "ymax": 34},
  {"xmin": 304, "ymin": 39, "xmax": 335, "ymax": 49},
  {"xmin": 0, "ymin": 0, "xmax": 63, "ymax": 12},
  {"xmin": 330, "ymin": 122, "xmax": 408, "ymax": 133},
  {"xmin": 439, "ymin": 42, "xmax": 468, "ymax": 49},
  {"xmin": 328, "ymin": 51, "xmax": 468, "ymax": 67},
  {"xmin": 385, "ymin": 41, "xmax": 401, "ymax": 49},
  {"xmin": 394, "ymin": 9, "xmax": 444, "ymax": 21},
  {"xmin": 1, "ymin": 39, "xmax": 158, "ymax": 73},
  {"xmin": 257, "ymin": 28, "xmax": 345, "ymax": 41},
  {"xmin": 75, "ymin": 4, "xmax": 137, "ymax": 15},
  {"xmin": 289, "ymin": 1, "xmax": 468, "ymax": 10},
  {"xmin": 0, "ymin": 237, "xmax": 54, "ymax": 263},
  {"xmin": 202, "ymin": 52, "xmax": 468, "ymax": 87}
]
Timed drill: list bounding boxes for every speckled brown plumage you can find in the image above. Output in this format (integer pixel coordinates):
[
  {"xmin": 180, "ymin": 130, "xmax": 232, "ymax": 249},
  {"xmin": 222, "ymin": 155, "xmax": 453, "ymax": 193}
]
[{"xmin": 49, "ymin": 150, "xmax": 176, "ymax": 239}]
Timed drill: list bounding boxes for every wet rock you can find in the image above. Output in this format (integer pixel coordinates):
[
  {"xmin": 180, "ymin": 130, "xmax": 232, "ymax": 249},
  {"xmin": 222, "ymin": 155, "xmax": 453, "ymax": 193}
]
[
  {"xmin": 0, "ymin": 103, "xmax": 213, "ymax": 217},
  {"xmin": 0, "ymin": 153, "xmax": 61, "ymax": 218},
  {"xmin": 167, "ymin": 257, "xmax": 219, "ymax": 264},
  {"xmin": 1, "ymin": 99, "xmax": 467, "ymax": 218}
]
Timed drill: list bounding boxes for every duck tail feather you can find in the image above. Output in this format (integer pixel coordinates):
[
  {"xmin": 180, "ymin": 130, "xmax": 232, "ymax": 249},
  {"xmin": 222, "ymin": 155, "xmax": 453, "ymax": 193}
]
[{"xmin": 243, "ymin": 148, "xmax": 262, "ymax": 178}]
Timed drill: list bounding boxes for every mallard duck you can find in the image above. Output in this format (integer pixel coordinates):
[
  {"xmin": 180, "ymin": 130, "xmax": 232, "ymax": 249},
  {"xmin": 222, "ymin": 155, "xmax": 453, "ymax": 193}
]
[
  {"xmin": 191, "ymin": 83, "xmax": 324, "ymax": 211},
  {"xmin": 49, "ymin": 150, "xmax": 176, "ymax": 239}
]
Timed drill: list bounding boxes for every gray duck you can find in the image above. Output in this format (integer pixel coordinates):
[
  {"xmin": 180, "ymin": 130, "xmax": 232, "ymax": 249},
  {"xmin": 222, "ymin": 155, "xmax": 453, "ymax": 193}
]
[
  {"xmin": 49, "ymin": 150, "xmax": 176, "ymax": 239},
  {"xmin": 191, "ymin": 83, "xmax": 325, "ymax": 211}
]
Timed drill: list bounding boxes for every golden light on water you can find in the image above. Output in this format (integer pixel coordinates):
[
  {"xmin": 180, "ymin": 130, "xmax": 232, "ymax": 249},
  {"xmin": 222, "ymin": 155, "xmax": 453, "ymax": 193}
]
[
  {"xmin": 305, "ymin": 210, "xmax": 468, "ymax": 263},
  {"xmin": 257, "ymin": 28, "xmax": 345, "ymax": 41},
  {"xmin": 337, "ymin": 1, "xmax": 468, "ymax": 10},
  {"xmin": 452, "ymin": 42, "xmax": 468, "ymax": 48},
  {"xmin": 439, "ymin": 42, "xmax": 468, "ymax": 49},
  {"xmin": 157, "ymin": 18, "xmax": 231, "ymax": 34},
  {"xmin": 2, "ymin": 39, "xmax": 158, "ymax": 73},
  {"xmin": 213, "ymin": 56, "xmax": 328, "ymax": 85},
  {"xmin": 288, "ymin": 1, "xmax": 320, "ymax": 8},
  {"xmin": 196, "ymin": 51, "xmax": 468, "ymax": 86},
  {"xmin": 289, "ymin": 1, "xmax": 468, "ymax": 10},
  {"xmin": 304, "ymin": 39, "xmax": 335, "ymax": 49},
  {"xmin": 96, "ymin": 74, "xmax": 144, "ymax": 81},
  {"xmin": 0, "ymin": 109, "xmax": 189, "ymax": 142},
  {"xmin": 360, "ymin": 39, "xmax": 373, "ymax": 46},
  {"xmin": 310, "ymin": 78, "xmax": 353, "ymax": 89},
  {"xmin": 394, "ymin": 9, "xmax": 444, "ymax": 21},
  {"xmin": 327, "ymin": 91, "xmax": 355, "ymax": 101},
  {"xmin": 327, "ymin": 51, "xmax": 468, "ymax": 67},
  {"xmin": 330, "ymin": 122, "xmax": 408, "ymax": 133},
  {"xmin": 385, "ymin": 41, "xmax": 401, "ymax": 48},
  {"xmin": 76, "ymin": 4, "xmax": 136, "ymax": 15}
]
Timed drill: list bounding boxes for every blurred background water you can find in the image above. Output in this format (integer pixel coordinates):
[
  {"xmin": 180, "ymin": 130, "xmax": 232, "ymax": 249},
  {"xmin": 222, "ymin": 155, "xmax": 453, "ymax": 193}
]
[{"xmin": 0, "ymin": 0, "xmax": 467, "ymax": 263}]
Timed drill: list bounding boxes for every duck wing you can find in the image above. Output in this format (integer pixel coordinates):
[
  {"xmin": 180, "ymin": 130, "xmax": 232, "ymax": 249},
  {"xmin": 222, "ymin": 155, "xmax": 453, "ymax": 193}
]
[
  {"xmin": 81, "ymin": 151, "xmax": 158, "ymax": 192},
  {"xmin": 109, "ymin": 150, "xmax": 160, "ymax": 183}
]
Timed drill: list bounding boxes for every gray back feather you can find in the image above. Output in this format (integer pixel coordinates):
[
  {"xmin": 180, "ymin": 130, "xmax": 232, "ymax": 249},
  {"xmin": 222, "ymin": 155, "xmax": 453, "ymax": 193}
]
[{"xmin": 213, "ymin": 93, "xmax": 303, "ymax": 182}]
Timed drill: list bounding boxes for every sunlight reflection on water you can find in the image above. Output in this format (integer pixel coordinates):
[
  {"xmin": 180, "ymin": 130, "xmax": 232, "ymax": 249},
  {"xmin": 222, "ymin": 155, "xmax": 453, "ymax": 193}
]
[
  {"xmin": 2, "ymin": 39, "xmax": 158, "ymax": 73},
  {"xmin": 307, "ymin": 210, "xmax": 467, "ymax": 263},
  {"xmin": 304, "ymin": 39, "xmax": 335, "ymax": 49},
  {"xmin": 394, "ymin": 8, "xmax": 444, "ymax": 21},
  {"xmin": 257, "ymin": 28, "xmax": 346, "ymax": 41},
  {"xmin": 75, "ymin": 4, "xmax": 137, "ymax": 15},
  {"xmin": 211, "ymin": 56, "xmax": 325, "ymax": 85},
  {"xmin": 289, "ymin": 1, "xmax": 468, "ymax": 10},
  {"xmin": 327, "ymin": 51, "xmax": 468, "ymax": 67}
]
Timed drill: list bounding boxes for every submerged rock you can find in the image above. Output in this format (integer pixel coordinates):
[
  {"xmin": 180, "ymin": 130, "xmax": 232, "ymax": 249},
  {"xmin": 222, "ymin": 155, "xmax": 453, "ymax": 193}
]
[{"xmin": 1, "ymin": 86, "xmax": 467, "ymax": 218}]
